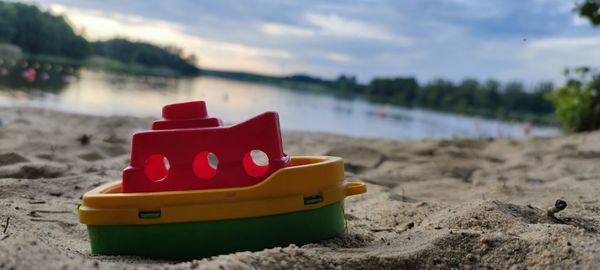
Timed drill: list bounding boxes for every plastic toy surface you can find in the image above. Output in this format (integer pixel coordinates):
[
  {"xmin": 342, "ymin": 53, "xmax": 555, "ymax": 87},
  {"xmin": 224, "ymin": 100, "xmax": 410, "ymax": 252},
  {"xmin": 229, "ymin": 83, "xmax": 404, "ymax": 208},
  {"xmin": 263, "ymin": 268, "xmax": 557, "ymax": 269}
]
[
  {"xmin": 78, "ymin": 101, "xmax": 367, "ymax": 260},
  {"xmin": 123, "ymin": 101, "xmax": 289, "ymax": 193}
]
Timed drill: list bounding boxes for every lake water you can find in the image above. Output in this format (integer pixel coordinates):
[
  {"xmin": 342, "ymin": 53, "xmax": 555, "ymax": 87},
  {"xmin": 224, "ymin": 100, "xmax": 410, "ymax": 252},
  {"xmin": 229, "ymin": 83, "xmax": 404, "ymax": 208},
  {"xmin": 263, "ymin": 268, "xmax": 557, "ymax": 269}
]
[{"xmin": 0, "ymin": 68, "xmax": 558, "ymax": 140}]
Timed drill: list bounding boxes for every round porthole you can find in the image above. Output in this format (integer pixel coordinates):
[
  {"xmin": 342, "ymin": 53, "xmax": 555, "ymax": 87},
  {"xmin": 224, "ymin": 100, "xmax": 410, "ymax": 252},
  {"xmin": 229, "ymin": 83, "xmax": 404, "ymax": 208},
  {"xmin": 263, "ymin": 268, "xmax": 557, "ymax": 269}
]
[
  {"xmin": 144, "ymin": 154, "xmax": 169, "ymax": 182},
  {"xmin": 243, "ymin": 149, "xmax": 269, "ymax": 177},
  {"xmin": 193, "ymin": 151, "xmax": 218, "ymax": 179}
]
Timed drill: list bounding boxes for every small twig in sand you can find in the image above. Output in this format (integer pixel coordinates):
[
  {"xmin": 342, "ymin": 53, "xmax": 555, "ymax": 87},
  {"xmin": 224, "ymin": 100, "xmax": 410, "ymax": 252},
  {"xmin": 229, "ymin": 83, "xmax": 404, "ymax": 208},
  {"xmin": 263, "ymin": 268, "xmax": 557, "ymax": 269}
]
[
  {"xmin": 547, "ymin": 199, "xmax": 568, "ymax": 218},
  {"xmin": 370, "ymin": 227, "xmax": 395, "ymax": 232},
  {"xmin": 401, "ymin": 186, "xmax": 406, "ymax": 202},
  {"xmin": 28, "ymin": 200, "xmax": 46, "ymax": 204},
  {"xmin": 3, "ymin": 217, "xmax": 9, "ymax": 234},
  {"xmin": 77, "ymin": 134, "xmax": 92, "ymax": 146}
]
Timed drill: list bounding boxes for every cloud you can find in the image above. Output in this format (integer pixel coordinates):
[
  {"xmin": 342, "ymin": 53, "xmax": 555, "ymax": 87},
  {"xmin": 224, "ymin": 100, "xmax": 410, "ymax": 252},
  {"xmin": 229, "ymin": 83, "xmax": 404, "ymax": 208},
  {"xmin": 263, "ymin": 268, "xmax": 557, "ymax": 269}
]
[
  {"xmin": 321, "ymin": 52, "xmax": 352, "ymax": 63},
  {"xmin": 528, "ymin": 36, "xmax": 600, "ymax": 50},
  {"xmin": 439, "ymin": 0, "xmax": 507, "ymax": 19},
  {"xmin": 572, "ymin": 15, "xmax": 590, "ymax": 27},
  {"xmin": 260, "ymin": 12, "xmax": 413, "ymax": 47},
  {"xmin": 467, "ymin": 36, "xmax": 600, "ymax": 82},
  {"xmin": 375, "ymin": 51, "xmax": 427, "ymax": 65},
  {"xmin": 305, "ymin": 12, "xmax": 413, "ymax": 46},
  {"xmin": 520, "ymin": 36, "xmax": 600, "ymax": 72},
  {"xmin": 260, "ymin": 23, "xmax": 316, "ymax": 37},
  {"xmin": 46, "ymin": 4, "xmax": 293, "ymax": 74}
]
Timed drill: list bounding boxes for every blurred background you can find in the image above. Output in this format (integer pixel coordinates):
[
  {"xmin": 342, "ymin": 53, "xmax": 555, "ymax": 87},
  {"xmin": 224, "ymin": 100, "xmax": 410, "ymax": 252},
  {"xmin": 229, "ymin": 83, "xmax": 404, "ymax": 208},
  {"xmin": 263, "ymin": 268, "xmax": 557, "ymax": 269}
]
[{"xmin": 0, "ymin": 0, "xmax": 599, "ymax": 139}]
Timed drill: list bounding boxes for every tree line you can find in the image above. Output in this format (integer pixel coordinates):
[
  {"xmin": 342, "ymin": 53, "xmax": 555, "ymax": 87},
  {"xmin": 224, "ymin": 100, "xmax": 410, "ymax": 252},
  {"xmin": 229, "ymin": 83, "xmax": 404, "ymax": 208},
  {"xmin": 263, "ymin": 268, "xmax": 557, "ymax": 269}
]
[
  {"xmin": 206, "ymin": 69, "xmax": 555, "ymax": 124},
  {"xmin": 0, "ymin": 1, "xmax": 199, "ymax": 76},
  {"xmin": 332, "ymin": 76, "xmax": 554, "ymax": 120}
]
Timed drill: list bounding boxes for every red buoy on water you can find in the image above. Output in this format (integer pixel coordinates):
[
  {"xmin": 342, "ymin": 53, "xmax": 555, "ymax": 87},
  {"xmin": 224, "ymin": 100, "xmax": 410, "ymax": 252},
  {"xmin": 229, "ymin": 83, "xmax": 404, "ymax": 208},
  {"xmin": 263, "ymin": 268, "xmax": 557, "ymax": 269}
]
[{"xmin": 23, "ymin": 68, "xmax": 36, "ymax": 82}]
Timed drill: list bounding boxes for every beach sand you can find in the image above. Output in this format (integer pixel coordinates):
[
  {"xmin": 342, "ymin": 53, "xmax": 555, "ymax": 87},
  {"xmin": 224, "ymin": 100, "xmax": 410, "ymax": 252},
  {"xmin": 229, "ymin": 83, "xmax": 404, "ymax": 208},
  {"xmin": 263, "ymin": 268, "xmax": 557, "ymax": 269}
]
[{"xmin": 1, "ymin": 107, "xmax": 600, "ymax": 269}]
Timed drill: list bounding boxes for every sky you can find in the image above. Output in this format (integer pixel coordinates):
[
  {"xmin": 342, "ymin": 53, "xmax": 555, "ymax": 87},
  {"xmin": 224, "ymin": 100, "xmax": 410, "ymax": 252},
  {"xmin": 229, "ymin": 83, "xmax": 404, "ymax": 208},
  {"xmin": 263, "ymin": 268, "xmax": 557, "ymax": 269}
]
[{"xmin": 25, "ymin": 0, "xmax": 600, "ymax": 84}]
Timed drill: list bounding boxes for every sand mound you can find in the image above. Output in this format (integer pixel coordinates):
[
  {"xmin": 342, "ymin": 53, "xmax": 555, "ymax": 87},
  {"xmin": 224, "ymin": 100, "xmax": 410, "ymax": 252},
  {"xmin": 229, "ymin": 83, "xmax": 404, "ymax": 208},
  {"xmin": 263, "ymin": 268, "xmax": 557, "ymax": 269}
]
[{"xmin": 1, "ymin": 107, "xmax": 600, "ymax": 269}]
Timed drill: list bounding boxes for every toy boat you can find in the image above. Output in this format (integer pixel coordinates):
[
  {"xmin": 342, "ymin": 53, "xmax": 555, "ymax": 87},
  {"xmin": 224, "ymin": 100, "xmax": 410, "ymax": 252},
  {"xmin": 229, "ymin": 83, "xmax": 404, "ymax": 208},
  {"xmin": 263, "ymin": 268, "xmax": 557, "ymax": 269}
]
[{"xmin": 78, "ymin": 101, "xmax": 366, "ymax": 260}]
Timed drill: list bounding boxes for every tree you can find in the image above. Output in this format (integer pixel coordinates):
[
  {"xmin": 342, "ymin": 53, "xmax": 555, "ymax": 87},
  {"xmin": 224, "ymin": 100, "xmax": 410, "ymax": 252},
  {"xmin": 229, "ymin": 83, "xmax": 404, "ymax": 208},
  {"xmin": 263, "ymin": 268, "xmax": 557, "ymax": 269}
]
[
  {"xmin": 0, "ymin": 2, "xmax": 90, "ymax": 59},
  {"xmin": 366, "ymin": 77, "xmax": 419, "ymax": 106},
  {"xmin": 575, "ymin": 0, "xmax": 600, "ymax": 26},
  {"xmin": 544, "ymin": 1, "xmax": 600, "ymax": 132},
  {"xmin": 335, "ymin": 75, "xmax": 360, "ymax": 95},
  {"xmin": 546, "ymin": 68, "xmax": 600, "ymax": 132},
  {"xmin": 416, "ymin": 79, "xmax": 455, "ymax": 109},
  {"xmin": 92, "ymin": 39, "xmax": 201, "ymax": 76},
  {"xmin": 501, "ymin": 82, "xmax": 528, "ymax": 112},
  {"xmin": 475, "ymin": 79, "xmax": 500, "ymax": 110}
]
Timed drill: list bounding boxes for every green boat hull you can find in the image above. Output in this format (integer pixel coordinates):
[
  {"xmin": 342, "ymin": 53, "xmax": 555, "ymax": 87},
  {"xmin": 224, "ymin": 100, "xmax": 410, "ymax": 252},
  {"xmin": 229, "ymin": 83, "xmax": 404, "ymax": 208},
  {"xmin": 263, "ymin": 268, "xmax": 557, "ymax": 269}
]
[{"xmin": 87, "ymin": 202, "xmax": 346, "ymax": 260}]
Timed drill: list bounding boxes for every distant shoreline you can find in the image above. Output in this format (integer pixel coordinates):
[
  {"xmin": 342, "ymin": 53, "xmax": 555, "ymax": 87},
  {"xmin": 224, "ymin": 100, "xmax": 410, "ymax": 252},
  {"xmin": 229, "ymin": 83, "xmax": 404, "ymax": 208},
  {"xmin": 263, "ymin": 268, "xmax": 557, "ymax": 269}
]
[
  {"xmin": 0, "ymin": 54, "xmax": 558, "ymax": 127},
  {"xmin": 200, "ymin": 69, "xmax": 557, "ymax": 127}
]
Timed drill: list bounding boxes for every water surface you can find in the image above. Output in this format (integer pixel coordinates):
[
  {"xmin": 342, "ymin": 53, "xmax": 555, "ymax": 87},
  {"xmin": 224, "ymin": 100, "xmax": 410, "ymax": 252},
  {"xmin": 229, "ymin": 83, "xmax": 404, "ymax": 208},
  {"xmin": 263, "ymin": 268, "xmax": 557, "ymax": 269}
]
[{"xmin": 0, "ymin": 68, "xmax": 558, "ymax": 140}]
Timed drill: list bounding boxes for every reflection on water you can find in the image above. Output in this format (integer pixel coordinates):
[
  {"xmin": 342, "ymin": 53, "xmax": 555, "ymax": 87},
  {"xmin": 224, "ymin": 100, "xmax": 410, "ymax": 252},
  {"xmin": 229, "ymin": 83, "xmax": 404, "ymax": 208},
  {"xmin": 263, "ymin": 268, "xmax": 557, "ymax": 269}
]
[
  {"xmin": 0, "ymin": 61, "xmax": 77, "ymax": 92},
  {"xmin": 0, "ymin": 68, "xmax": 559, "ymax": 139}
]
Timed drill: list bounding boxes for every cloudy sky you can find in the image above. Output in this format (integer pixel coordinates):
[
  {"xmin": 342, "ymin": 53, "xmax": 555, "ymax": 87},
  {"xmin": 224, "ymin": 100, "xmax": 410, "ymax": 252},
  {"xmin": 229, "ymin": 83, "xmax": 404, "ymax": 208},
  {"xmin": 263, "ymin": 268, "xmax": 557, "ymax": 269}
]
[{"xmin": 27, "ymin": 0, "xmax": 600, "ymax": 83}]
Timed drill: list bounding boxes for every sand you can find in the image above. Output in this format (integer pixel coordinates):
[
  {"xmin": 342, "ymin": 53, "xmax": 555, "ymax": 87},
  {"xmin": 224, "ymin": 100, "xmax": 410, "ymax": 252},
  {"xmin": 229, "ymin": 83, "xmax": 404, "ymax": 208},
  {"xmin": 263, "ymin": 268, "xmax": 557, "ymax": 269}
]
[{"xmin": 1, "ymin": 107, "xmax": 600, "ymax": 269}]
